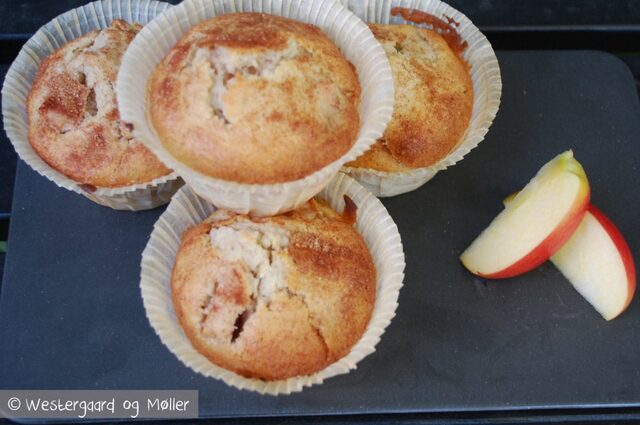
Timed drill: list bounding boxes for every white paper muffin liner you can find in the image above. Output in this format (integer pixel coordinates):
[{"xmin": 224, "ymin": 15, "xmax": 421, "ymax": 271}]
[
  {"xmin": 1, "ymin": 0, "xmax": 183, "ymax": 211},
  {"xmin": 140, "ymin": 173, "xmax": 405, "ymax": 395},
  {"xmin": 116, "ymin": 0, "xmax": 395, "ymax": 216},
  {"xmin": 341, "ymin": 0, "xmax": 502, "ymax": 197}
]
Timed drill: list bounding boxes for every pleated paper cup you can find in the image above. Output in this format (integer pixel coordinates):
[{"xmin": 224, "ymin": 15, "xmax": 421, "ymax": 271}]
[
  {"xmin": 117, "ymin": 0, "xmax": 395, "ymax": 216},
  {"xmin": 342, "ymin": 0, "xmax": 502, "ymax": 197},
  {"xmin": 1, "ymin": 0, "xmax": 183, "ymax": 211},
  {"xmin": 140, "ymin": 173, "xmax": 405, "ymax": 395}
]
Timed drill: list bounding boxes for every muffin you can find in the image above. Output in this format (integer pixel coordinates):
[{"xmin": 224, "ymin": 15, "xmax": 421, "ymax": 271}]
[
  {"xmin": 348, "ymin": 23, "xmax": 473, "ymax": 171},
  {"xmin": 27, "ymin": 19, "xmax": 171, "ymax": 189},
  {"xmin": 171, "ymin": 197, "xmax": 376, "ymax": 380},
  {"xmin": 147, "ymin": 13, "xmax": 361, "ymax": 185}
]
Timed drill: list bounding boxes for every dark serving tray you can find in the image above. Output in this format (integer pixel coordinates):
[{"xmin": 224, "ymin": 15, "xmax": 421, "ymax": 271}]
[{"xmin": 1, "ymin": 51, "xmax": 640, "ymax": 421}]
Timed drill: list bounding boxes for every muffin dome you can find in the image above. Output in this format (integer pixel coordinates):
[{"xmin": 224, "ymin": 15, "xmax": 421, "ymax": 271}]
[
  {"xmin": 348, "ymin": 24, "xmax": 473, "ymax": 171},
  {"xmin": 171, "ymin": 198, "xmax": 376, "ymax": 380},
  {"xmin": 27, "ymin": 19, "xmax": 171, "ymax": 188},
  {"xmin": 148, "ymin": 13, "xmax": 361, "ymax": 184}
]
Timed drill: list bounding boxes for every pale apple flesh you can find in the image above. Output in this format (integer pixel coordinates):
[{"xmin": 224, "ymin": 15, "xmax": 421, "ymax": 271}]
[
  {"xmin": 502, "ymin": 194, "xmax": 636, "ymax": 321},
  {"xmin": 551, "ymin": 205, "xmax": 636, "ymax": 320},
  {"xmin": 460, "ymin": 151, "xmax": 590, "ymax": 279}
]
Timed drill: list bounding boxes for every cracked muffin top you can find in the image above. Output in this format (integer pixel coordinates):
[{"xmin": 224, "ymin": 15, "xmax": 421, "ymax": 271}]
[
  {"xmin": 148, "ymin": 13, "xmax": 361, "ymax": 184},
  {"xmin": 27, "ymin": 20, "xmax": 171, "ymax": 188},
  {"xmin": 347, "ymin": 24, "xmax": 473, "ymax": 171},
  {"xmin": 171, "ymin": 197, "xmax": 376, "ymax": 380}
]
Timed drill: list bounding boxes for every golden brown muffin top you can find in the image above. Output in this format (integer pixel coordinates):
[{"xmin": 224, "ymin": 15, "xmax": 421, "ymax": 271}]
[
  {"xmin": 348, "ymin": 24, "xmax": 473, "ymax": 171},
  {"xmin": 148, "ymin": 13, "xmax": 361, "ymax": 184},
  {"xmin": 171, "ymin": 198, "xmax": 376, "ymax": 380},
  {"xmin": 27, "ymin": 20, "xmax": 171, "ymax": 189}
]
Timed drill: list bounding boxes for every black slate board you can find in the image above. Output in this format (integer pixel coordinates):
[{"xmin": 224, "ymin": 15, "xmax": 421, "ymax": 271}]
[
  {"xmin": 1, "ymin": 51, "xmax": 640, "ymax": 420},
  {"xmin": 0, "ymin": 65, "xmax": 18, "ymax": 217}
]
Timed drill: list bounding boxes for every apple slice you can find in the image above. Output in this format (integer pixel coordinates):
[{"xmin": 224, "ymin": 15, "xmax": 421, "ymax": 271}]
[
  {"xmin": 551, "ymin": 206, "xmax": 636, "ymax": 320},
  {"xmin": 502, "ymin": 194, "xmax": 636, "ymax": 320},
  {"xmin": 460, "ymin": 151, "xmax": 590, "ymax": 279}
]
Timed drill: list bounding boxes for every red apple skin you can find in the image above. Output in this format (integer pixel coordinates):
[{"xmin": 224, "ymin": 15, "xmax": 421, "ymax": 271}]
[
  {"xmin": 479, "ymin": 186, "xmax": 591, "ymax": 279},
  {"xmin": 587, "ymin": 205, "xmax": 636, "ymax": 316}
]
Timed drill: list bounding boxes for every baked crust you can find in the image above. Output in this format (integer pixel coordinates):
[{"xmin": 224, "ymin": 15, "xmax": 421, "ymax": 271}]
[
  {"xmin": 348, "ymin": 24, "xmax": 473, "ymax": 171},
  {"xmin": 27, "ymin": 19, "xmax": 171, "ymax": 188},
  {"xmin": 148, "ymin": 13, "xmax": 360, "ymax": 184},
  {"xmin": 171, "ymin": 199, "xmax": 376, "ymax": 380}
]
